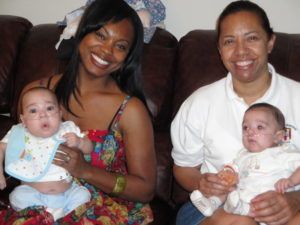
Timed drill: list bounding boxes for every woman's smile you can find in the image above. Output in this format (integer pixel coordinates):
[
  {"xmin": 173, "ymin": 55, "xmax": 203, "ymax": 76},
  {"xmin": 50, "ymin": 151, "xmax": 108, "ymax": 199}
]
[{"xmin": 91, "ymin": 53, "xmax": 110, "ymax": 69}]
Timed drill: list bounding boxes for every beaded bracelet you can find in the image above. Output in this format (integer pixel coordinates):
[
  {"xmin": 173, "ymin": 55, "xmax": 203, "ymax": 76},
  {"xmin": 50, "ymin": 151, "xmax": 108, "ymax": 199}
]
[{"xmin": 110, "ymin": 173, "xmax": 127, "ymax": 197}]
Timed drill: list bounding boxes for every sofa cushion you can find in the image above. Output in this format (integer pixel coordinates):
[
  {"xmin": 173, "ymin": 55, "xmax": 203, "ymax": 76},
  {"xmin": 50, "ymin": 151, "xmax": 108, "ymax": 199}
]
[
  {"xmin": 143, "ymin": 28, "xmax": 178, "ymax": 131},
  {"xmin": 269, "ymin": 32, "xmax": 300, "ymax": 82},
  {"xmin": 0, "ymin": 15, "xmax": 32, "ymax": 114},
  {"xmin": 0, "ymin": 115, "xmax": 15, "ymax": 139}
]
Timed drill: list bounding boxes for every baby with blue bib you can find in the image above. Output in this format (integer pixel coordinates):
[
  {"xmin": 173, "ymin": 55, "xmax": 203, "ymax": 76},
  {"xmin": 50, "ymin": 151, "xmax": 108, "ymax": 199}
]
[{"xmin": 0, "ymin": 87, "xmax": 93, "ymax": 220}]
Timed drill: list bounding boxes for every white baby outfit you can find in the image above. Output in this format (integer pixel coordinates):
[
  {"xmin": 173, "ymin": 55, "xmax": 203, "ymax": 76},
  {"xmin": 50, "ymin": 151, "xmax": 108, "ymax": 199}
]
[{"xmin": 224, "ymin": 145, "xmax": 300, "ymax": 215}]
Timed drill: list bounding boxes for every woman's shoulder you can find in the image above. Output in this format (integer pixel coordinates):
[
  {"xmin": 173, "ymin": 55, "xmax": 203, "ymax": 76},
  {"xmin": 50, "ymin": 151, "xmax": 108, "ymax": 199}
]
[
  {"xmin": 122, "ymin": 96, "xmax": 148, "ymax": 114},
  {"xmin": 118, "ymin": 96, "xmax": 151, "ymax": 123},
  {"xmin": 277, "ymin": 74, "xmax": 300, "ymax": 88},
  {"xmin": 195, "ymin": 77, "xmax": 226, "ymax": 94},
  {"xmin": 184, "ymin": 77, "xmax": 227, "ymax": 106}
]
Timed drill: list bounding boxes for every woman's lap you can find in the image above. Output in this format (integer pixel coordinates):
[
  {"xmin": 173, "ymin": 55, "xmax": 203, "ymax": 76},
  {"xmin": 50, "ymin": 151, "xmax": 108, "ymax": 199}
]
[{"xmin": 176, "ymin": 201, "xmax": 206, "ymax": 225}]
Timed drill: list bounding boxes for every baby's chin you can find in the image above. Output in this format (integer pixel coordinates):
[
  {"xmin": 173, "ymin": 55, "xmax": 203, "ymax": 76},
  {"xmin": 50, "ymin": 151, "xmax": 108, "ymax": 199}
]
[
  {"xmin": 248, "ymin": 148, "xmax": 264, "ymax": 153},
  {"xmin": 245, "ymin": 144, "xmax": 265, "ymax": 153},
  {"xmin": 32, "ymin": 129, "xmax": 58, "ymax": 138}
]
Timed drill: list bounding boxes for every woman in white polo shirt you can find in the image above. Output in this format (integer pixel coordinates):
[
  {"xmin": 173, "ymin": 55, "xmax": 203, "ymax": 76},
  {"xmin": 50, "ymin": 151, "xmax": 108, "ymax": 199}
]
[{"xmin": 171, "ymin": 1, "xmax": 300, "ymax": 225}]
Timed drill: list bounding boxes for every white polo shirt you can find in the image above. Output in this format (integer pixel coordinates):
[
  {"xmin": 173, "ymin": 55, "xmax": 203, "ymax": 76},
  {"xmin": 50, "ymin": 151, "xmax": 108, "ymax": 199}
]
[{"xmin": 171, "ymin": 64, "xmax": 300, "ymax": 174}]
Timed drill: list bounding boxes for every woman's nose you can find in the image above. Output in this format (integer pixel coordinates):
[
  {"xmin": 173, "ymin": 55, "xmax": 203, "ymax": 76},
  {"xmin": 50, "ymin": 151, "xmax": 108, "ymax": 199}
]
[
  {"xmin": 102, "ymin": 41, "xmax": 113, "ymax": 55},
  {"xmin": 234, "ymin": 40, "xmax": 249, "ymax": 57}
]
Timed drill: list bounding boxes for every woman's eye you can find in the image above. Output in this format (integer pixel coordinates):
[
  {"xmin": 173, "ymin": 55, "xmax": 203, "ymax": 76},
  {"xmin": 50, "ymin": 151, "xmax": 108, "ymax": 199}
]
[
  {"xmin": 248, "ymin": 36, "xmax": 259, "ymax": 41},
  {"xmin": 95, "ymin": 31, "xmax": 105, "ymax": 40},
  {"xmin": 224, "ymin": 39, "xmax": 234, "ymax": 46},
  {"xmin": 116, "ymin": 44, "xmax": 127, "ymax": 51}
]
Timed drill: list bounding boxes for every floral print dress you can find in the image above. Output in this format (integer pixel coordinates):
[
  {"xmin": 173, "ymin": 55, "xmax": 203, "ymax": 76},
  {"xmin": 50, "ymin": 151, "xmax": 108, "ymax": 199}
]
[{"xmin": 0, "ymin": 96, "xmax": 153, "ymax": 225}]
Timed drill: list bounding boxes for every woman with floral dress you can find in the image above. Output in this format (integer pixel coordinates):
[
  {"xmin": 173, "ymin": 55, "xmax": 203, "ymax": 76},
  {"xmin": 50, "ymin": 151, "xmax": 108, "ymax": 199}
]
[{"xmin": 0, "ymin": 0, "xmax": 156, "ymax": 224}]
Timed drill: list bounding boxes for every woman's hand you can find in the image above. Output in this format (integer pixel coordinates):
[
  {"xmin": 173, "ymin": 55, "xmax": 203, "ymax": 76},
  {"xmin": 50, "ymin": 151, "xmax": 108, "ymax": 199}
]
[
  {"xmin": 53, "ymin": 144, "xmax": 90, "ymax": 179},
  {"xmin": 198, "ymin": 172, "xmax": 235, "ymax": 198},
  {"xmin": 249, "ymin": 190, "xmax": 300, "ymax": 224}
]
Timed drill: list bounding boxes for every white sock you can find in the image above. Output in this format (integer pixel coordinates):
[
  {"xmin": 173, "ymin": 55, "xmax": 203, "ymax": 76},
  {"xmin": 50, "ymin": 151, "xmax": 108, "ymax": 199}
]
[
  {"xmin": 209, "ymin": 196, "xmax": 222, "ymax": 209},
  {"xmin": 190, "ymin": 190, "xmax": 222, "ymax": 216}
]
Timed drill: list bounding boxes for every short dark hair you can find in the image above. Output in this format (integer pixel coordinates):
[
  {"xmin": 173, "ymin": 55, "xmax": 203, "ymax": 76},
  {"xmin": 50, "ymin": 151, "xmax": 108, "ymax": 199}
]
[
  {"xmin": 216, "ymin": 0, "xmax": 274, "ymax": 41},
  {"xmin": 246, "ymin": 103, "xmax": 285, "ymax": 130},
  {"xmin": 55, "ymin": 0, "xmax": 146, "ymax": 116}
]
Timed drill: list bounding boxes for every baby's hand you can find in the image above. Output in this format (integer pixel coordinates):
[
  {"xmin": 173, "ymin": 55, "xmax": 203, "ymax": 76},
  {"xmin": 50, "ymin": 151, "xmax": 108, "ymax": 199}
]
[
  {"xmin": 62, "ymin": 132, "xmax": 81, "ymax": 148},
  {"xmin": 0, "ymin": 174, "xmax": 6, "ymax": 190},
  {"xmin": 275, "ymin": 178, "xmax": 293, "ymax": 193}
]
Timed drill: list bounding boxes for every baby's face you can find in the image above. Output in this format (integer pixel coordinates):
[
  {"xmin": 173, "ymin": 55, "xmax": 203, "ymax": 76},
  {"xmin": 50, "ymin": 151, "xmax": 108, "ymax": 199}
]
[
  {"xmin": 20, "ymin": 89, "xmax": 62, "ymax": 138},
  {"xmin": 242, "ymin": 108, "xmax": 282, "ymax": 153}
]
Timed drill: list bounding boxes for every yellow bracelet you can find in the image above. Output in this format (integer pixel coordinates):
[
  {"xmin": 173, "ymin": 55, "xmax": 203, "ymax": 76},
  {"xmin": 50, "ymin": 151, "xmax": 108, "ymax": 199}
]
[{"xmin": 110, "ymin": 173, "xmax": 127, "ymax": 197}]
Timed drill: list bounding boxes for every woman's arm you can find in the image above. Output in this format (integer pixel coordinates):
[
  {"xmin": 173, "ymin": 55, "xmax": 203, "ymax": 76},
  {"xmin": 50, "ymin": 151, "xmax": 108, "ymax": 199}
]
[
  {"xmin": 173, "ymin": 164, "xmax": 202, "ymax": 192},
  {"xmin": 119, "ymin": 98, "xmax": 156, "ymax": 202},
  {"xmin": 54, "ymin": 97, "xmax": 156, "ymax": 203}
]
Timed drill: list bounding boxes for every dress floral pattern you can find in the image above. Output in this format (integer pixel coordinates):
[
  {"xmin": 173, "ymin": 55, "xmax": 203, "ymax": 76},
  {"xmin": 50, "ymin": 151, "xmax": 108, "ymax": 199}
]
[{"xmin": 0, "ymin": 96, "xmax": 153, "ymax": 225}]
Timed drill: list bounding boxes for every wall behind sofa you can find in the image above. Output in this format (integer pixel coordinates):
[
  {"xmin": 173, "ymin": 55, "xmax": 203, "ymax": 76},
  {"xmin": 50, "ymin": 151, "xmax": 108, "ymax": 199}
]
[
  {"xmin": 163, "ymin": 0, "xmax": 300, "ymax": 39},
  {"xmin": 0, "ymin": 0, "xmax": 299, "ymax": 40}
]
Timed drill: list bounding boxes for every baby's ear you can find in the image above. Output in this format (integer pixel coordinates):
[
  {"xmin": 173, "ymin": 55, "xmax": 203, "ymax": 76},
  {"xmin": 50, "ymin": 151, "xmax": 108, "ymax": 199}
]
[
  {"xmin": 274, "ymin": 129, "xmax": 285, "ymax": 145},
  {"xmin": 20, "ymin": 114, "xmax": 25, "ymax": 127},
  {"xmin": 20, "ymin": 114, "xmax": 25, "ymax": 125}
]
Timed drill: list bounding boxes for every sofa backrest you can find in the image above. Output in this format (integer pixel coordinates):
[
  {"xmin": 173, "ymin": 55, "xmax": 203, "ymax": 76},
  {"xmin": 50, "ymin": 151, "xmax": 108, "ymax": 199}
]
[
  {"xmin": 0, "ymin": 15, "xmax": 32, "ymax": 114},
  {"xmin": 10, "ymin": 24, "xmax": 67, "ymax": 121}
]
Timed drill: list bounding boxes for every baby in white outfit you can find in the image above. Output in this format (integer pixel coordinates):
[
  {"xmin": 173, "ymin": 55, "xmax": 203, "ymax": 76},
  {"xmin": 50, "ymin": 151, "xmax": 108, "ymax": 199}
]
[{"xmin": 191, "ymin": 103, "xmax": 300, "ymax": 221}]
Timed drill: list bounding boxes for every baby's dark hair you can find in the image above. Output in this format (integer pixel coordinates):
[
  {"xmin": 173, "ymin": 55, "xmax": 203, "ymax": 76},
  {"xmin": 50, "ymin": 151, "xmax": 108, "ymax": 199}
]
[{"xmin": 246, "ymin": 103, "xmax": 285, "ymax": 130}]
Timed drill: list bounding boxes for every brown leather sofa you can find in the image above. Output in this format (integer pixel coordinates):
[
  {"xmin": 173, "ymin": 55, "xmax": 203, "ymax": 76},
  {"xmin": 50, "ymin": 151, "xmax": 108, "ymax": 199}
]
[{"xmin": 1, "ymin": 15, "xmax": 300, "ymax": 224}]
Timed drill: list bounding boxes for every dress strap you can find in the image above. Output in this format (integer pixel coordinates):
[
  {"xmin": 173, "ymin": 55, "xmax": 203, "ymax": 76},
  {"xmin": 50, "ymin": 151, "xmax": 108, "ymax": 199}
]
[{"xmin": 108, "ymin": 96, "xmax": 132, "ymax": 132}]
